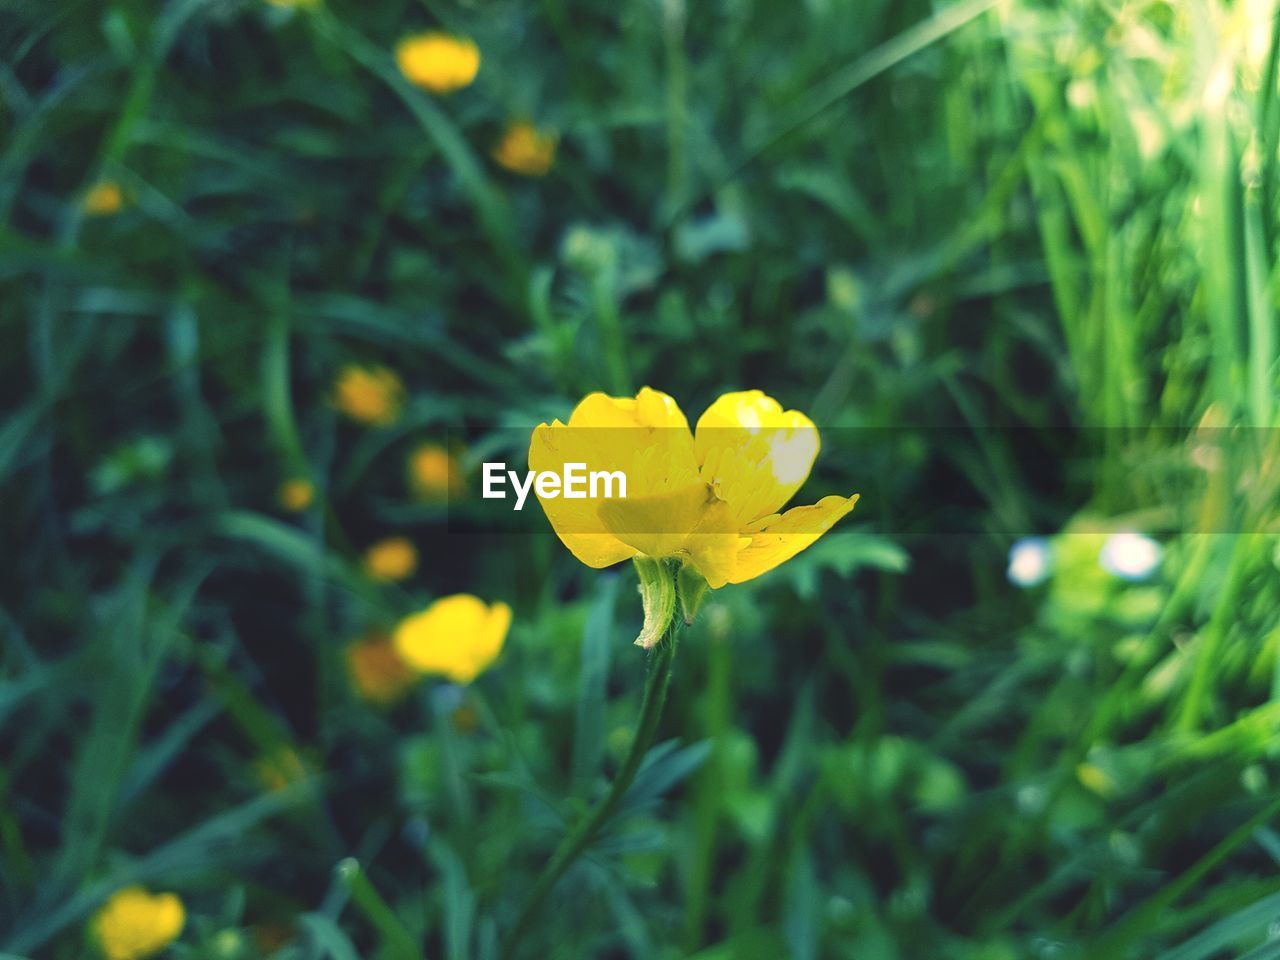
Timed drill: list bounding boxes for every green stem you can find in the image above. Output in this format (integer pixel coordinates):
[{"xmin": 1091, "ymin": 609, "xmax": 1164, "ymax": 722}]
[
  {"xmin": 335, "ymin": 858, "xmax": 425, "ymax": 960},
  {"xmin": 590, "ymin": 272, "xmax": 631, "ymax": 396},
  {"xmin": 499, "ymin": 618, "xmax": 681, "ymax": 959}
]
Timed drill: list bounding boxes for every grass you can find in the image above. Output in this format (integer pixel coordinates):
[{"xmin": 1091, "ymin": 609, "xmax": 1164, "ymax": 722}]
[{"xmin": 2, "ymin": 0, "xmax": 1280, "ymax": 957}]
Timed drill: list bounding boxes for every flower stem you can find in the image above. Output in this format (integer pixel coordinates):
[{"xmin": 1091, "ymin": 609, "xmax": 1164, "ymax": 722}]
[{"xmin": 499, "ymin": 617, "xmax": 681, "ymax": 959}]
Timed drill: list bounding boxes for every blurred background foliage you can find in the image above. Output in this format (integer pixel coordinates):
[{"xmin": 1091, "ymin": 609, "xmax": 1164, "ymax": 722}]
[{"xmin": 3, "ymin": 0, "xmax": 1280, "ymax": 957}]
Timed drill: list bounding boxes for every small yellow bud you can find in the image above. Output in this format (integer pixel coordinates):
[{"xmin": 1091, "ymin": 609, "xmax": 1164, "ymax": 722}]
[
  {"xmin": 492, "ymin": 121, "xmax": 558, "ymax": 177},
  {"xmin": 278, "ymin": 477, "xmax": 314, "ymax": 512},
  {"xmin": 333, "ymin": 364, "xmax": 404, "ymax": 427},
  {"xmin": 83, "ymin": 181, "xmax": 125, "ymax": 217},
  {"xmin": 363, "ymin": 537, "xmax": 418, "ymax": 582}
]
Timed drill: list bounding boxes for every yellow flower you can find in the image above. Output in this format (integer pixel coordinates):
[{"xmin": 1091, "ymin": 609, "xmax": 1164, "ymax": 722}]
[
  {"xmin": 491, "ymin": 121, "xmax": 558, "ymax": 177},
  {"xmin": 395, "ymin": 32, "xmax": 480, "ymax": 94},
  {"xmin": 394, "ymin": 594, "xmax": 511, "ymax": 684},
  {"xmin": 278, "ymin": 477, "xmax": 314, "ymax": 512},
  {"xmin": 345, "ymin": 632, "xmax": 417, "ymax": 705},
  {"xmin": 91, "ymin": 887, "xmax": 185, "ymax": 960},
  {"xmin": 528, "ymin": 388, "xmax": 858, "ymax": 591},
  {"xmin": 409, "ymin": 442, "xmax": 462, "ymax": 500},
  {"xmin": 363, "ymin": 536, "xmax": 418, "ymax": 581},
  {"xmin": 266, "ymin": 0, "xmax": 316, "ymax": 7},
  {"xmin": 254, "ymin": 748, "xmax": 308, "ymax": 793},
  {"xmin": 83, "ymin": 181, "xmax": 124, "ymax": 217},
  {"xmin": 333, "ymin": 364, "xmax": 404, "ymax": 426}
]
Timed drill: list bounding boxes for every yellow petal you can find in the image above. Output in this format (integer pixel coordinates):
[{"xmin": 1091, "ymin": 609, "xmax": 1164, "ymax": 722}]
[
  {"xmin": 465, "ymin": 600, "xmax": 512, "ymax": 681},
  {"xmin": 596, "ymin": 485, "xmax": 744, "ymax": 587},
  {"xmin": 528, "ymin": 421, "xmax": 637, "ymax": 567},
  {"xmin": 564, "ymin": 386, "xmax": 681, "ymax": 427},
  {"xmin": 726, "ymin": 494, "xmax": 859, "ymax": 585},
  {"xmin": 567, "ymin": 387, "xmax": 701, "ymax": 499},
  {"xmin": 683, "ymin": 498, "xmax": 750, "ymax": 589},
  {"xmin": 528, "ymin": 387, "xmax": 701, "ymax": 568},
  {"xmin": 695, "ymin": 391, "xmax": 820, "ymax": 527},
  {"xmin": 597, "ymin": 481, "xmax": 714, "ymax": 560}
]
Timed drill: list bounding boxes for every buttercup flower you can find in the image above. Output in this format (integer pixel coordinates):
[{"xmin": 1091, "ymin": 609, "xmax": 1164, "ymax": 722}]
[
  {"xmin": 278, "ymin": 477, "xmax": 314, "ymax": 512},
  {"xmin": 492, "ymin": 121, "xmax": 558, "ymax": 177},
  {"xmin": 393, "ymin": 593, "xmax": 511, "ymax": 684},
  {"xmin": 91, "ymin": 887, "xmax": 185, "ymax": 960},
  {"xmin": 333, "ymin": 364, "xmax": 403, "ymax": 426},
  {"xmin": 83, "ymin": 181, "xmax": 125, "ymax": 217},
  {"xmin": 345, "ymin": 632, "xmax": 417, "ymax": 705},
  {"xmin": 529, "ymin": 388, "xmax": 857, "ymax": 641},
  {"xmin": 395, "ymin": 32, "xmax": 480, "ymax": 94},
  {"xmin": 410, "ymin": 442, "xmax": 462, "ymax": 500},
  {"xmin": 363, "ymin": 536, "xmax": 418, "ymax": 581}
]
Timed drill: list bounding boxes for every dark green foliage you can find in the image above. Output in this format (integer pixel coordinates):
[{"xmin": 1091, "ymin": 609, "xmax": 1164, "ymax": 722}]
[{"xmin": 2, "ymin": 1, "xmax": 1280, "ymax": 958}]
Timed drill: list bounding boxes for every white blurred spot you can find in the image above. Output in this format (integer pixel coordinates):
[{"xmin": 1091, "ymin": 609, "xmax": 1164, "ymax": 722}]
[
  {"xmin": 1205, "ymin": 63, "xmax": 1232, "ymax": 107},
  {"xmin": 1007, "ymin": 537, "xmax": 1052, "ymax": 587},
  {"xmin": 1099, "ymin": 533, "xmax": 1162, "ymax": 581}
]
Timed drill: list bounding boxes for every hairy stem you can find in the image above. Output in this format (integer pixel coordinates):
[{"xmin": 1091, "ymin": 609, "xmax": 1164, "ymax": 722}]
[{"xmin": 499, "ymin": 617, "xmax": 681, "ymax": 958}]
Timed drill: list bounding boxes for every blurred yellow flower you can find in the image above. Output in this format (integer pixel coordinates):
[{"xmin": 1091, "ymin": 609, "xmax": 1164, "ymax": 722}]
[
  {"xmin": 91, "ymin": 887, "xmax": 185, "ymax": 960},
  {"xmin": 394, "ymin": 593, "xmax": 510, "ymax": 684},
  {"xmin": 364, "ymin": 536, "xmax": 418, "ymax": 581},
  {"xmin": 345, "ymin": 632, "xmax": 417, "ymax": 705},
  {"xmin": 395, "ymin": 32, "xmax": 480, "ymax": 94},
  {"xmin": 333, "ymin": 364, "xmax": 403, "ymax": 426},
  {"xmin": 410, "ymin": 442, "xmax": 462, "ymax": 500},
  {"xmin": 528, "ymin": 387, "xmax": 858, "ymax": 591},
  {"xmin": 83, "ymin": 181, "xmax": 124, "ymax": 217},
  {"xmin": 266, "ymin": 0, "xmax": 317, "ymax": 7},
  {"xmin": 278, "ymin": 477, "xmax": 314, "ymax": 512},
  {"xmin": 491, "ymin": 121, "xmax": 557, "ymax": 176},
  {"xmin": 254, "ymin": 747, "xmax": 308, "ymax": 792}
]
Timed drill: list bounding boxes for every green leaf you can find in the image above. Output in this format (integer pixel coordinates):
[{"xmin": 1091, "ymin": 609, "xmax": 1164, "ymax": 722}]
[
  {"xmin": 429, "ymin": 839, "xmax": 476, "ymax": 960},
  {"xmin": 298, "ymin": 914, "xmax": 363, "ymax": 960},
  {"xmin": 572, "ymin": 573, "xmax": 620, "ymax": 791},
  {"xmin": 775, "ymin": 533, "xmax": 909, "ymax": 599},
  {"xmin": 621, "ymin": 739, "xmax": 711, "ymax": 814}
]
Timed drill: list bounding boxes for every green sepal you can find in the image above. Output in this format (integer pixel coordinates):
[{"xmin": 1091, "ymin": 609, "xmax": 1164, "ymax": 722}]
[
  {"xmin": 633, "ymin": 557, "xmax": 677, "ymax": 648},
  {"xmin": 677, "ymin": 562, "xmax": 710, "ymax": 625}
]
